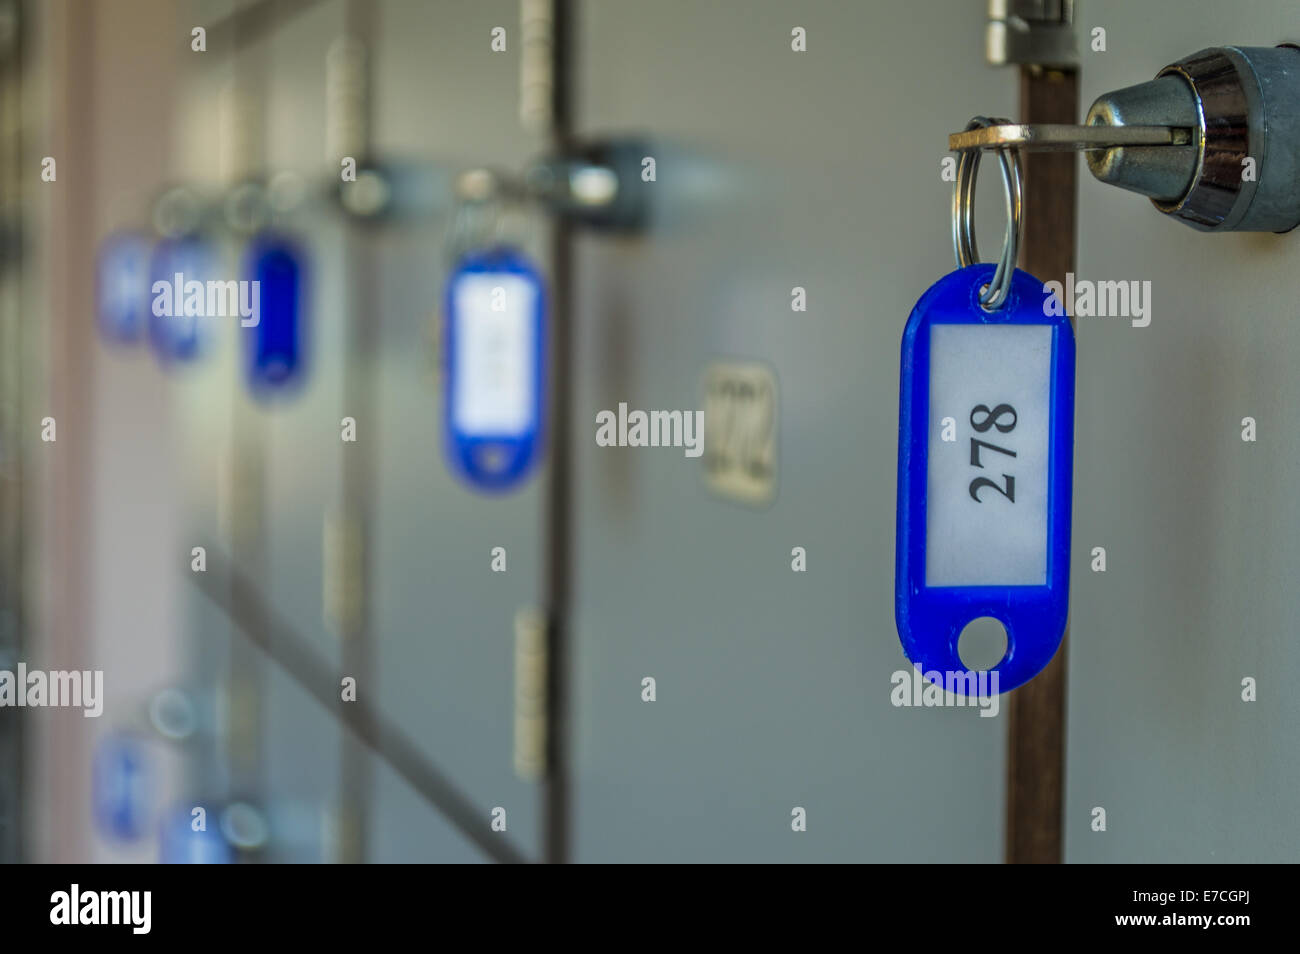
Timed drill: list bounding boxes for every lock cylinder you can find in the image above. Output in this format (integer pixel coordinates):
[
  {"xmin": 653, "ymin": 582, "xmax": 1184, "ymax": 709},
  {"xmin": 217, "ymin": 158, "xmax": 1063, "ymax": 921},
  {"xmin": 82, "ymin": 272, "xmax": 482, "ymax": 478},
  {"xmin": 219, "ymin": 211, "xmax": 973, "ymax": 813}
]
[{"xmin": 1086, "ymin": 45, "xmax": 1300, "ymax": 232}]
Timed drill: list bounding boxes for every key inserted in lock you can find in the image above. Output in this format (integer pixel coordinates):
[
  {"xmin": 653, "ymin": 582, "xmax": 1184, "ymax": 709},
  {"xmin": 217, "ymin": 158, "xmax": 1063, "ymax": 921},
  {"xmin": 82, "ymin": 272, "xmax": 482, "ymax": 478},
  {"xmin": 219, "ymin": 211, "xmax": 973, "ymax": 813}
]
[{"xmin": 950, "ymin": 44, "xmax": 1300, "ymax": 233}]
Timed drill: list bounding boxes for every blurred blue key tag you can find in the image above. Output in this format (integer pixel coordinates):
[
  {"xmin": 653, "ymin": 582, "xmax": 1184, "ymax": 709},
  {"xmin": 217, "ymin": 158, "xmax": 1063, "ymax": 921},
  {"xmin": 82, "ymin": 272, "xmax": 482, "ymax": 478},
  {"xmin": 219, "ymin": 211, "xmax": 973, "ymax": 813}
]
[
  {"xmin": 92, "ymin": 733, "xmax": 151, "ymax": 841},
  {"xmin": 244, "ymin": 234, "xmax": 308, "ymax": 399},
  {"xmin": 96, "ymin": 231, "xmax": 153, "ymax": 344},
  {"xmin": 148, "ymin": 234, "xmax": 218, "ymax": 365},
  {"xmin": 444, "ymin": 247, "xmax": 546, "ymax": 491},
  {"xmin": 896, "ymin": 264, "xmax": 1075, "ymax": 694},
  {"xmin": 159, "ymin": 804, "xmax": 233, "ymax": 864}
]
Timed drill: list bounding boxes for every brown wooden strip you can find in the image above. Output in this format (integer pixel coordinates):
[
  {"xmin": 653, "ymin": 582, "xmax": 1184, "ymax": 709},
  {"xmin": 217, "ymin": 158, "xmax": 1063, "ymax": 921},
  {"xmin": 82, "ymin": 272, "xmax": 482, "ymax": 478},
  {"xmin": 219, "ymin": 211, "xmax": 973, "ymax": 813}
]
[{"xmin": 1005, "ymin": 66, "xmax": 1079, "ymax": 865}]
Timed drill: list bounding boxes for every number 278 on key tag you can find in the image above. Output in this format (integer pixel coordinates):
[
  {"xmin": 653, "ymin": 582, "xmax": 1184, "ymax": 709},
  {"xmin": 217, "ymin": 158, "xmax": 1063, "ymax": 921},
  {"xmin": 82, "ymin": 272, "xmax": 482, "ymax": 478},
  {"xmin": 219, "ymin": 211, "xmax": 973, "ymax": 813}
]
[{"xmin": 895, "ymin": 264, "xmax": 1075, "ymax": 695}]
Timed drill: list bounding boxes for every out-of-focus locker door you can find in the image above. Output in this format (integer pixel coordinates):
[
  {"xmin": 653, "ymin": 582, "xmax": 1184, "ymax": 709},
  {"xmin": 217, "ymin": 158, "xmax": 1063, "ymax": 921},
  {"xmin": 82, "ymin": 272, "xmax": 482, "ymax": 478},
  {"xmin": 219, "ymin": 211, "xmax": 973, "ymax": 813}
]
[
  {"xmin": 1067, "ymin": 0, "xmax": 1300, "ymax": 862},
  {"xmin": 569, "ymin": 0, "xmax": 1015, "ymax": 861},
  {"xmin": 176, "ymin": 0, "xmax": 547, "ymax": 862}
]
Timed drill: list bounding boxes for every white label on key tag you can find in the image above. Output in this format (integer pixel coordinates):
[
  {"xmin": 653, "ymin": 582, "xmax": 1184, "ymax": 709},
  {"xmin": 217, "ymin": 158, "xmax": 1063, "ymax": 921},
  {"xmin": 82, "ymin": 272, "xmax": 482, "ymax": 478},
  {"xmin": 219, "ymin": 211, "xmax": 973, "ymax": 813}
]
[
  {"xmin": 452, "ymin": 274, "xmax": 537, "ymax": 436},
  {"xmin": 925, "ymin": 324, "xmax": 1052, "ymax": 587}
]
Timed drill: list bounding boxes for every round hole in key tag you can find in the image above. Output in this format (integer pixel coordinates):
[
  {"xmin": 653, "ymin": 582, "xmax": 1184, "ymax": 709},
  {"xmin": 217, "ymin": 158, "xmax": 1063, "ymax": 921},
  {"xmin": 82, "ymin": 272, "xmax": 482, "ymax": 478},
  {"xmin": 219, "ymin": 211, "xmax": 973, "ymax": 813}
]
[
  {"xmin": 443, "ymin": 245, "xmax": 546, "ymax": 493},
  {"xmin": 895, "ymin": 116, "xmax": 1076, "ymax": 696}
]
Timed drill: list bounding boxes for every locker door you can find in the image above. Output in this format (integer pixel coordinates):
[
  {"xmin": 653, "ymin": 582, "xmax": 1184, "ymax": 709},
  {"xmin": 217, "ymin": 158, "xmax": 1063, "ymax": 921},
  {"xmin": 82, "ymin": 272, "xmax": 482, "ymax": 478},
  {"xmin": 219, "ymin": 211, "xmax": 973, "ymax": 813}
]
[
  {"xmin": 1067, "ymin": 0, "xmax": 1300, "ymax": 862},
  {"xmin": 569, "ymin": 0, "xmax": 1014, "ymax": 861},
  {"xmin": 172, "ymin": 0, "xmax": 548, "ymax": 862}
]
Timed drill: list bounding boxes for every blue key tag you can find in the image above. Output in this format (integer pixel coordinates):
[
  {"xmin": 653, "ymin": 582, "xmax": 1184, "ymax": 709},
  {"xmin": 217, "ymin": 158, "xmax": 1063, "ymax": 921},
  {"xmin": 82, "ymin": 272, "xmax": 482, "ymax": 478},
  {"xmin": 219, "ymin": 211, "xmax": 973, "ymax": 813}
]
[
  {"xmin": 896, "ymin": 263, "xmax": 1075, "ymax": 694},
  {"xmin": 91, "ymin": 732, "xmax": 151, "ymax": 841},
  {"xmin": 243, "ymin": 234, "xmax": 308, "ymax": 398},
  {"xmin": 159, "ymin": 803, "xmax": 234, "ymax": 864},
  {"xmin": 96, "ymin": 231, "xmax": 153, "ymax": 344},
  {"xmin": 149, "ymin": 234, "xmax": 218, "ymax": 365},
  {"xmin": 444, "ymin": 246, "xmax": 546, "ymax": 492}
]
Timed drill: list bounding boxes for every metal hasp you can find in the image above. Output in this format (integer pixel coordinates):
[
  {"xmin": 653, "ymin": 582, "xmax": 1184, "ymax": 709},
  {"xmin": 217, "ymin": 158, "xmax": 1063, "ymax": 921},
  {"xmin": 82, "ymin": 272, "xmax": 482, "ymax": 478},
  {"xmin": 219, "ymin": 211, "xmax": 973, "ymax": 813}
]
[
  {"xmin": 1087, "ymin": 44, "xmax": 1300, "ymax": 232},
  {"xmin": 447, "ymin": 138, "xmax": 651, "ymax": 235},
  {"xmin": 525, "ymin": 137, "xmax": 651, "ymax": 232},
  {"xmin": 986, "ymin": 0, "xmax": 1076, "ymax": 68}
]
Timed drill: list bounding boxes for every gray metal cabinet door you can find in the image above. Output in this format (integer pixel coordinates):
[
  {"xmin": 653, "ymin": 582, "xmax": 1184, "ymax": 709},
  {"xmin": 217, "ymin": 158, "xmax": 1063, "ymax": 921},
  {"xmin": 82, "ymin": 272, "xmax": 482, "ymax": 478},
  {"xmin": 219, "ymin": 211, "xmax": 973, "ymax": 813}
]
[
  {"xmin": 178, "ymin": 0, "xmax": 547, "ymax": 863},
  {"xmin": 1068, "ymin": 0, "xmax": 1300, "ymax": 862},
  {"xmin": 569, "ymin": 0, "xmax": 1015, "ymax": 862}
]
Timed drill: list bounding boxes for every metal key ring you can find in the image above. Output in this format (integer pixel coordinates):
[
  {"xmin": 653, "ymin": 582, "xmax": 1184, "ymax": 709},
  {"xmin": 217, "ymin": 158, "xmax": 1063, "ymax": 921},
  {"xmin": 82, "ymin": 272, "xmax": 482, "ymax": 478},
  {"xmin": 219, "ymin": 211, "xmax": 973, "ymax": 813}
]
[{"xmin": 952, "ymin": 116, "xmax": 1023, "ymax": 310}]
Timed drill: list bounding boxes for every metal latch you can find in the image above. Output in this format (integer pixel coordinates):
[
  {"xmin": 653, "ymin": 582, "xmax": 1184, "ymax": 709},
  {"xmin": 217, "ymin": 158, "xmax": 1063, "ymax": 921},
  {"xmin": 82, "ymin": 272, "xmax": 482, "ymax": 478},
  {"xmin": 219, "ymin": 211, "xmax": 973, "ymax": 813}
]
[{"xmin": 986, "ymin": 0, "xmax": 1077, "ymax": 69}]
